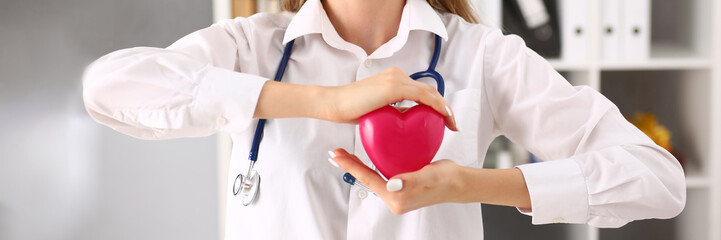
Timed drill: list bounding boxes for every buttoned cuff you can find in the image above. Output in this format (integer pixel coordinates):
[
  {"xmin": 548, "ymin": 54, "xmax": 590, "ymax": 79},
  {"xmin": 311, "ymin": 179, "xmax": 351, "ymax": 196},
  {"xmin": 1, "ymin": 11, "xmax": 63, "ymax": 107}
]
[
  {"xmin": 195, "ymin": 66, "xmax": 269, "ymax": 133},
  {"xmin": 515, "ymin": 159, "xmax": 589, "ymax": 224}
]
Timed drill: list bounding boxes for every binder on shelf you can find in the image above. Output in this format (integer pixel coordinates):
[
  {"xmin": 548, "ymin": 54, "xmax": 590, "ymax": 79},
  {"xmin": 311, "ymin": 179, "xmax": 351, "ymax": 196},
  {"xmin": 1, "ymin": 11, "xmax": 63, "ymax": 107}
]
[
  {"xmin": 621, "ymin": 0, "xmax": 650, "ymax": 60},
  {"xmin": 559, "ymin": 0, "xmax": 588, "ymax": 61},
  {"xmin": 502, "ymin": 0, "xmax": 561, "ymax": 58},
  {"xmin": 601, "ymin": 0, "xmax": 622, "ymax": 60}
]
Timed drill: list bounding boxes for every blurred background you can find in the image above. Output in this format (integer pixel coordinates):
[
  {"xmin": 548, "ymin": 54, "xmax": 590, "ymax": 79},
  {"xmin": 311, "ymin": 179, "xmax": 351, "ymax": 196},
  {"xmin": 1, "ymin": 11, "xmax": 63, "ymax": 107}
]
[
  {"xmin": 0, "ymin": 0, "xmax": 217, "ymax": 239},
  {"xmin": 1, "ymin": 0, "xmax": 720, "ymax": 239}
]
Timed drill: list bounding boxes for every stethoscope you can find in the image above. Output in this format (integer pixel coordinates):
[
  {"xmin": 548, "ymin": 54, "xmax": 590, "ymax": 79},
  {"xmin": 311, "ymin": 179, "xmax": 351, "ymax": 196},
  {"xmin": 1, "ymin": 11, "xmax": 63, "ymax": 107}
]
[{"xmin": 233, "ymin": 34, "xmax": 445, "ymax": 206}]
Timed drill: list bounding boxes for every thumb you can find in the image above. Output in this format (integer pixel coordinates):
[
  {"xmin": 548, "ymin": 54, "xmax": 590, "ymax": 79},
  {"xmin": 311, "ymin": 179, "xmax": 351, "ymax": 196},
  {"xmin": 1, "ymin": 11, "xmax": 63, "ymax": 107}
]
[
  {"xmin": 385, "ymin": 170, "xmax": 420, "ymax": 192},
  {"xmin": 386, "ymin": 163, "xmax": 439, "ymax": 193},
  {"xmin": 386, "ymin": 177, "xmax": 404, "ymax": 192}
]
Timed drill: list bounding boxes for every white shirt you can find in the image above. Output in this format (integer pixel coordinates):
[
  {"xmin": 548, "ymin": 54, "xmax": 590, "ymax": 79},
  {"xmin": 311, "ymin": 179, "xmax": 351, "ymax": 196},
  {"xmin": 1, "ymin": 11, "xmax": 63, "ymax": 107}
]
[{"xmin": 82, "ymin": 0, "xmax": 686, "ymax": 239}]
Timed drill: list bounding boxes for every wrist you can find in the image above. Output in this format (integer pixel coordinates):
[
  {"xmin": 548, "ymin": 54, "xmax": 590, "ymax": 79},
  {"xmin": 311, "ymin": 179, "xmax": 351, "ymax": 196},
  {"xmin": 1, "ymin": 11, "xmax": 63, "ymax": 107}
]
[
  {"xmin": 454, "ymin": 167, "xmax": 532, "ymax": 209},
  {"xmin": 453, "ymin": 166, "xmax": 479, "ymax": 203},
  {"xmin": 255, "ymin": 81, "xmax": 334, "ymax": 120},
  {"xmin": 306, "ymin": 85, "xmax": 335, "ymax": 121}
]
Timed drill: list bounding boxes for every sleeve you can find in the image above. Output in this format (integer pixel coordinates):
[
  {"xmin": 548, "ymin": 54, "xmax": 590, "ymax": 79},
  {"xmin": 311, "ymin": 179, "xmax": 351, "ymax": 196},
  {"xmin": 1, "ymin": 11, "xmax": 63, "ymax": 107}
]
[
  {"xmin": 82, "ymin": 18, "xmax": 268, "ymax": 140},
  {"xmin": 480, "ymin": 29, "xmax": 686, "ymax": 228}
]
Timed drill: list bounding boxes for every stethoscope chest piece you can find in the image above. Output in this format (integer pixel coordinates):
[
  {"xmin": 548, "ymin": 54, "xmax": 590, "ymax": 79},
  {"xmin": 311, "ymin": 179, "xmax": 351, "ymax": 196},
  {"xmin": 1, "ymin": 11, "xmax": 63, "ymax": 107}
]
[{"xmin": 233, "ymin": 168, "xmax": 260, "ymax": 206}]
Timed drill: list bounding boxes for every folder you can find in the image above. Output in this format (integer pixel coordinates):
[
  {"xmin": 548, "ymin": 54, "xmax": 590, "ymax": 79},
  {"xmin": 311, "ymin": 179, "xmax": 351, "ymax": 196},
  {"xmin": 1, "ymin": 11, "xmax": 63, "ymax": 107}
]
[
  {"xmin": 601, "ymin": 0, "xmax": 622, "ymax": 60},
  {"xmin": 622, "ymin": 0, "xmax": 650, "ymax": 60},
  {"xmin": 502, "ymin": 0, "xmax": 561, "ymax": 58},
  {"xmin": 559, "ymin": 0, "xmax": 588, "ymax": 61}
]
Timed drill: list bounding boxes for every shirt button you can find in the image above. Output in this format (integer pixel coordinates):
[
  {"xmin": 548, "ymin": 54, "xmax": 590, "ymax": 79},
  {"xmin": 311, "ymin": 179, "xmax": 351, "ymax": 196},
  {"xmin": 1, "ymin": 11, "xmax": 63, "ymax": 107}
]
[
  {"xmin": 216, "ymin": 117, "xmax": 228, "ymax": 127},
  {"xmin": 357, "ymin": 189, "xmax": 368, "ymax": 199},
  {"xmin": 363, "ymin": 59, "xmax": 372, "ymax": 68},
  {"xmin": 552, "ymin": 217, "xmax": 565, "ymax": 223}
]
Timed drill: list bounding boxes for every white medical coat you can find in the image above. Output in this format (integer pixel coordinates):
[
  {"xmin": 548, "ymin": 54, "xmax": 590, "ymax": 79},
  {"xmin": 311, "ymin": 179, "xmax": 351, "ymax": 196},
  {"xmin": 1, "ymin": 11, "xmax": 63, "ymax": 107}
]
[{"xmin": 82, "ymin": 0, "xmax": 686, "ymax": 239}]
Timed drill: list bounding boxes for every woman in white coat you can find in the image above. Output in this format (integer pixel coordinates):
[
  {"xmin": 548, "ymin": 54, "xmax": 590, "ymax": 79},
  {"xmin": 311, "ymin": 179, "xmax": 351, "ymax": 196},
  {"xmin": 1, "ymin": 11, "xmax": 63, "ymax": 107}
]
[{"xmin": 82, "ymin": 0, "xmax": 686, "ymax": 239}]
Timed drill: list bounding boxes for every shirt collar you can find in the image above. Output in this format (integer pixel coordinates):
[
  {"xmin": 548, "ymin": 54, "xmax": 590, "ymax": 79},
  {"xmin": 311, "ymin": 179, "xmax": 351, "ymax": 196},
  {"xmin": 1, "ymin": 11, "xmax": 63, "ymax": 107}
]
[{"xmin": 282, "ymin": 0, "xmax": 448, "ymax": 58}]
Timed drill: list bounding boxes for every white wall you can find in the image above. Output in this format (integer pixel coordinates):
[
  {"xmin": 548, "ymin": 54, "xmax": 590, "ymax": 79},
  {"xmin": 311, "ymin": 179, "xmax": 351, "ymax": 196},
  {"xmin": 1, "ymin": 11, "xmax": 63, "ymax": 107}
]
[{"xmin": 0, "ymin": 0, "xmax": 218, "ymax": 239}]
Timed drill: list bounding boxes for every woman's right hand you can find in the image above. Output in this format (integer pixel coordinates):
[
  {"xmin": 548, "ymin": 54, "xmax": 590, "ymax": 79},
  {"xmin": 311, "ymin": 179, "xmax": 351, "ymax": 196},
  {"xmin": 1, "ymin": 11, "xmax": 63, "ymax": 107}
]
[
  {"xmin": 320, "ymin": 67, "xmax": 458, "ymax": 131},
  {"xmin": 255, "ymin": 67, "xmax": 457, "ymax": 131}
]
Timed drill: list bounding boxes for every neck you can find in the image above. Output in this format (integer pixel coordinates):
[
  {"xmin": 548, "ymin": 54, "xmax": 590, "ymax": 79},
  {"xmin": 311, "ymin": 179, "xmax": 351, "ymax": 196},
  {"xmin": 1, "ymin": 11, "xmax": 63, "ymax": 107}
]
[{"xmin": 322, "ymin": 0, "xmax": 405, "ymax": 55}]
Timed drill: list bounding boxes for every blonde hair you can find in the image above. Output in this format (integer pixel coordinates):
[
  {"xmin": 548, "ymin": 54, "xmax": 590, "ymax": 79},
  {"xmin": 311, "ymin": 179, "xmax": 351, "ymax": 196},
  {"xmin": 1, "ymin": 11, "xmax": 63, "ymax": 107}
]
[{"xmin": 282, "ymin": 0, "xmax": 480, "ymax": 24}]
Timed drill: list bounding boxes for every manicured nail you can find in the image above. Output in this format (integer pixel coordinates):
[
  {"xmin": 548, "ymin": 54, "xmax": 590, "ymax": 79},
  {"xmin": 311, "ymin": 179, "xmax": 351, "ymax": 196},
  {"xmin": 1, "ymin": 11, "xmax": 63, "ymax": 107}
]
[
  {"xmin": 445, "ymin": 105, "xmax": 458, "ymax": 131},
  {"xmin": 445, "ymin": 105, "xmax": 453, "ymax": 117},
  {"xmin": 328, "ymin": 158, "xmax": 340, "ymax": 168},
  {"xmin": 386, "ymin": 179, "xmax": 403, "ymax": 192},
  {"xmin": 328, "ymin": 150, "xmax": 336, "ymax": 158}
]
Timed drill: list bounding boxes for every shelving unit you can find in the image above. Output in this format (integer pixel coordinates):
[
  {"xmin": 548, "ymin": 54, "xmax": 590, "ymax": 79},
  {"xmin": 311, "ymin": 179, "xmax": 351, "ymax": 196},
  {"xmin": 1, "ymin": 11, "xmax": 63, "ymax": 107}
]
[
  {"xmin": 214, "ymin": 0, "xmax": 721, "ymax": 239},
  {"xmin": 485, "ymin": 0, "xmax": 721, "ymax": 240}
]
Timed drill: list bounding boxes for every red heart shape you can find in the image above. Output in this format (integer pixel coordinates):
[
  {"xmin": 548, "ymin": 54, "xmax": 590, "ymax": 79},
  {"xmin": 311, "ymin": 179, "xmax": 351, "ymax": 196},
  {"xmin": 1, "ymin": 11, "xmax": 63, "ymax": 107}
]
[{"xmin": 359, "ymin": 104, "xmax": 445, "ymax": 178}]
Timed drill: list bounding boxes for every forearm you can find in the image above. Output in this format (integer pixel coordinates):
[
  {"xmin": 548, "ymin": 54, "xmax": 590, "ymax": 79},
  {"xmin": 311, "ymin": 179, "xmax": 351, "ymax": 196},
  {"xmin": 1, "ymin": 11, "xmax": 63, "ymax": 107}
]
[
  {"xmin": 253, "ymin": 81, "xmax": 329, "ymax": 119},
  {"xmin": 457, "ymin": 167, "xmax": 532, "ymax": 209}
]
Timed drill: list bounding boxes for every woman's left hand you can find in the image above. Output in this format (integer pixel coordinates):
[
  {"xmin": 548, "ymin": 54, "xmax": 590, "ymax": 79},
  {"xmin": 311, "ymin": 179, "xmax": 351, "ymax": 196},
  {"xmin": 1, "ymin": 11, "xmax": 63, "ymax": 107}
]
[{"xmin": 329, "ymin": 148, "xmax": 466, "ymax": 215}]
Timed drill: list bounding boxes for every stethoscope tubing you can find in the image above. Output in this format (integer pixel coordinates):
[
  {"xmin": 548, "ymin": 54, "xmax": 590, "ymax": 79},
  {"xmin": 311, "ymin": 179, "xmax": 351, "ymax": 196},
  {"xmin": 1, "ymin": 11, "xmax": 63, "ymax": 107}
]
[
  {"xmin": 247, "ymin": 40, "xmax": 296, "ymax": 163},
  {"xmin": 233, "ymin": 40, "xmax": 295, "ymax": 199},
  {"xmin": 408, "ymin": 34, "xmax": 444, "ymax": 96}
]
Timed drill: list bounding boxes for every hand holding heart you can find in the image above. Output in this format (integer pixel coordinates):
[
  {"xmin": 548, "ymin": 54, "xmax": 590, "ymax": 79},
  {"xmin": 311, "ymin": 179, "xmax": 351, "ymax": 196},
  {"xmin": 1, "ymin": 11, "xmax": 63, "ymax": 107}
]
[
  {"xmin": 326, "ymin": 67, "xmax": 462, "ymax": 214},
  {"xmin": 332, "ymin": 103, "xmax": 457, "ymax": 215},
  {"xmin": 322, "ymin": 67, "xmax": 458, "ymax": 131},
  {"xmin": 329, "ymin": 148, "xmax": 534, "ymax": 214},
  {"xmin": 330, "ymin": 148, "xmax": 466, "ymax": 215}
]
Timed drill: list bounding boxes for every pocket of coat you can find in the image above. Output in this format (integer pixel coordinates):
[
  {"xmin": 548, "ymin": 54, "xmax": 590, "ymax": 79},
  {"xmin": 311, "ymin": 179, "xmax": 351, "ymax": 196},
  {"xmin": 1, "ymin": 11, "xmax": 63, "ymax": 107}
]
[{"xmin": 435, "ymin": 89, "xmax": 482, "ymax": 166}]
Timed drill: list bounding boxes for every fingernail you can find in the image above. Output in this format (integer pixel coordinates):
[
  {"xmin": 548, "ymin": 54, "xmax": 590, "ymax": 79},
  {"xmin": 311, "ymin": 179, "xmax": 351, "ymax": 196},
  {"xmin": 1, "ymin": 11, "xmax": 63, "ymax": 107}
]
[
  {"xmin": 386, "ymin": 179, "xmax": 403, "ymax": 192},
  {"xmin": 328, "ymin": 150, "xmax": 336, "ymax": 158},
  {"xmin": 328, "ymin": 158, "xmax": 340, "ymax": 168},
  {"xmin": 444, "ymin": 105, "xmax": 458, "ymax": 131},
  {"xmin": 445, "ymin": 105, "xmax": 453, "ymax": 117}
]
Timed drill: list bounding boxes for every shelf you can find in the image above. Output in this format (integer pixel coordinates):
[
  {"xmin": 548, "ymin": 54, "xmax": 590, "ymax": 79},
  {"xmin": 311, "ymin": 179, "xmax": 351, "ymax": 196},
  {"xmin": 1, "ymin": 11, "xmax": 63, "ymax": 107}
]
[
  {"xmin": 650, "ymin": 43, "xmax": 708, "ymax": 59},
  {"xmin": 547, "ymin": 59, "xmax": 590, "ymax": 71},
  {"xmin": 599, "ymin": 58, "xmax": 711, "ymax": 71},
  {"xmin": 557, "ymin": 70, "xmax": 592, "ymax": 87},
  {"xmin": 549, "ymin": 59, "xmax": 711, "ymax": 72},
  {"xmin": 685, "ymin": 175, "xmax": 709, "ymax": 188}
]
